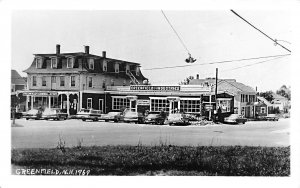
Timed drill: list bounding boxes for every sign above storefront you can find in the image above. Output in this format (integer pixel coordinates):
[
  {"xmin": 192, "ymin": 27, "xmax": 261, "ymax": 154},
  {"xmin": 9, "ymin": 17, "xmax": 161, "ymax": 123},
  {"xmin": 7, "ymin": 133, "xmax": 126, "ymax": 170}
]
[
  {"xmin": 22, "ymin": 91, "xmax": 58, "ymax": 96},
  {"xmin": 130, "ymin": 85, "xmax": 180, "ymax": 91},
  {"xmin": 137, "ymin": 100, "xmax": 150, "ymax": 105}
]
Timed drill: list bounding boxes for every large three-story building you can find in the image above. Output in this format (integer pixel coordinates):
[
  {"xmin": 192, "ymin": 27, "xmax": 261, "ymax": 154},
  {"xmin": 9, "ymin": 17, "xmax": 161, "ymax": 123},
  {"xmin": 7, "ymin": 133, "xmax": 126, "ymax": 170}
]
[{"xmin": 23, "ymin": 44, "xmax": 147, "ymax": 115}]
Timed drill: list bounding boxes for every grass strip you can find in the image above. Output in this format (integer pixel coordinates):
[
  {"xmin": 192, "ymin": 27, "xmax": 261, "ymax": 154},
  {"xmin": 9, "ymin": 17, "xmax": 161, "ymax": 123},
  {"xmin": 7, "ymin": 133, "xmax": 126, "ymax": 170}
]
[{"xmin": 11, "ymin": 145, "xmax": 290, "ymax": 176}]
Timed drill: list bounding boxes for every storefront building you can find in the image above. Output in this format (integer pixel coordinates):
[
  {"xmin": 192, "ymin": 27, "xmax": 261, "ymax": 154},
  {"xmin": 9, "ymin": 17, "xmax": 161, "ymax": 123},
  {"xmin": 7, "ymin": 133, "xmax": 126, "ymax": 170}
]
[
  {"xmin": 21, "ymin": 44, "xmax": 147, "ymax": 115},
  {"xmin": 81, "ymin": 85, "xmax": 234, "ymax": 118}
]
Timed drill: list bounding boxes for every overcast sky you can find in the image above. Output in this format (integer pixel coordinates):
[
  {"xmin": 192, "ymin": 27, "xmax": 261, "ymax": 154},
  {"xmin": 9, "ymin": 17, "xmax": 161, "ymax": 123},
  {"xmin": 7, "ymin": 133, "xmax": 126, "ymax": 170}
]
[{"xmin": 11, "ymin": 10, "xmax": 291, "ymax": 92}]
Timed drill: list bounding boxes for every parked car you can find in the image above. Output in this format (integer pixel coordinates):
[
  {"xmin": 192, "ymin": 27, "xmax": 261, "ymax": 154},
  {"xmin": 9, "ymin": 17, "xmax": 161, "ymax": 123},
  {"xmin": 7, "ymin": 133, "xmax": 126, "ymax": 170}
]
[
  {"xmin": 75, "ymin": 109, "xmax": 102, "ymax": 121},
  {"xmin": 42, "ymin": 108, "xmax": 68, "ymax": 120},
  {"xmin": 265, "ymin": 114, "xmax": 279, "ymax": 121},
  {"xmin": 23, "ymin": 109, "xmax": 43, "ymax": 120},
  {"xmin": 144, "ymin": 112, "xmax": 166, "ymax": 125},
  {"xmin": 167, "ymin": 113, "xmax": 190, "ymax": 126},
  {"xmin": 123, "ymin": 111, "xmax": 145, "ymax": 124},
  {"xmin": 100, "ymin": 112, "xmax": 123, "ymax": 122},
  {"xmin": 224, "ymin": 114, "xmax": 247, "ymax": 124}
]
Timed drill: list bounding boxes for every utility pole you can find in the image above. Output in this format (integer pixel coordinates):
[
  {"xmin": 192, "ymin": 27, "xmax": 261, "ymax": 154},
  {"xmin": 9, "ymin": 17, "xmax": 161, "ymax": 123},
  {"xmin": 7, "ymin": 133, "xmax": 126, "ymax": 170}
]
[
  {"xmin": 214, "ymin": 68, "xmax": 218, "ymax": 122},
  {"xmin": 215, "ymin": 68, "xmax": 218, "ymax": 107}
]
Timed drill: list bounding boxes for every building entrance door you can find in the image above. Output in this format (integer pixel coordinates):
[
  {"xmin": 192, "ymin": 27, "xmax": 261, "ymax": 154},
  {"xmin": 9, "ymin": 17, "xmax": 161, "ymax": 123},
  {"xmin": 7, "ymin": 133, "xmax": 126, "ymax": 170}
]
[
  {"xmin": 170, "ymin": 101, "xmax": 179, "ymax": 114},
  {"xmin": 130, "ymin": 100, "xmax": 137, "ymax": 112}
]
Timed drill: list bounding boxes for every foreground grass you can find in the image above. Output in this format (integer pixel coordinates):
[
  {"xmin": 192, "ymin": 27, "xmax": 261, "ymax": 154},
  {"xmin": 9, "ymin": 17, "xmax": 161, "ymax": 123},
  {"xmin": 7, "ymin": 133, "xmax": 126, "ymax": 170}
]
[{"xmin": 11, "ymin": 145, "xmax": 290, "ymax": 176}]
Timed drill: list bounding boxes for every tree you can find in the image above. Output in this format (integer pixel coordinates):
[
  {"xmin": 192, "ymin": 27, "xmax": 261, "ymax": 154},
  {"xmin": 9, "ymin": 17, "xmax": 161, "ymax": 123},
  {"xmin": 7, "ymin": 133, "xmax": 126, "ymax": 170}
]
[
  {"xmin": 179, "ymin": 75, "xmax": 194, "ymax": 85},
  {"xmin": 258, "ymin": 91, "xmax": 274, "ymax": 102},
  {"xmin": 276, "ymin": 85, "xmax": 291, "ymax": 100}
]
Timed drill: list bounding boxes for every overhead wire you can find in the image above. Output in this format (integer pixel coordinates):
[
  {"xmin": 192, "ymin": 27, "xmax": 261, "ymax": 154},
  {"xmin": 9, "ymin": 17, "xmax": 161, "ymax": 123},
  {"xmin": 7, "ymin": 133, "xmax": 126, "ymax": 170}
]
[
  {"xmin": 230, "ymin": 10, "xmax": 291, "ymax": 53},
  {"xmin": 161, "ymin": 10, "xmax": 191, "ymax": 54},
  {"xmin": 142, "ymin": 53, "xmax": 291, "ymax": 71},
  {"xmin": 221, "ymin": 55, "xmax": 288, "ymax": 72}
]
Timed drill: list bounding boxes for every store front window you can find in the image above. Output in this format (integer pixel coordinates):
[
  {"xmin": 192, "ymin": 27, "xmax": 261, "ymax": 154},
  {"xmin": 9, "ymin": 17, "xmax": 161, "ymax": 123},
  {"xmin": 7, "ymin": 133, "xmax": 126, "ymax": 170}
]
[
  {"xmin": 112, "ymin": 97, "xmax": 130, "ymax": 110},
  {"xmin": 150, "ymin": 98, "xmax": 169, "ymax": 112},
  {"xmin": 180, "ymin": 99, "xmax": 201, "ymax": 113}
]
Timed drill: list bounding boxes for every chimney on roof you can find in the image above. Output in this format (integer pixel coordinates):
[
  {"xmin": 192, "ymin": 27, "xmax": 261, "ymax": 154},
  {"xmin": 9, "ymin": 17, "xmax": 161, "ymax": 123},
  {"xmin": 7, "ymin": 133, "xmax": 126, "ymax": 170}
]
[
  {"xmin": 196, "ymin": 74, "xmax": 199, "ymax": 79},
  {"xmin": 85, "ymin": 46, "xmax": 89, "ymax": 54},
  {"xmin": 102, "ymin": 51, "xmax": 106, "ymax": 58},
  {"xmin": 56, "ymin": 44, "xmax": 60, "ymax": 54}
]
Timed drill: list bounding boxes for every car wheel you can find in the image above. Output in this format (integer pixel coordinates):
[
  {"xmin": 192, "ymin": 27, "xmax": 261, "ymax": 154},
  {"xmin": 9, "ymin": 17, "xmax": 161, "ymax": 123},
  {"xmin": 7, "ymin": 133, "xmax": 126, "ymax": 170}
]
[
  {"xmin": 82, "ymin": 119, "xmax": 86, "ymax": 121},
  {"xmin": 26, "ymin": 118, "xmax": 29, "ymax": 120},
  {"xmin": 114, "ymin": 120, "xmax": 118, "ymax": 123},
  {"xmin": 105, "ymin": 120, "xmax": 109, "ymax": 122}
]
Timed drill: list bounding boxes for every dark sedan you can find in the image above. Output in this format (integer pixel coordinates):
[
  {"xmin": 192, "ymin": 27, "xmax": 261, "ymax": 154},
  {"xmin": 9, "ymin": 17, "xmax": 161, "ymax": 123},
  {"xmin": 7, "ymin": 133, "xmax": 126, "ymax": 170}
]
[{"xmin": 144, "ymin": 112, "xmax": 166, "ymax": 125}]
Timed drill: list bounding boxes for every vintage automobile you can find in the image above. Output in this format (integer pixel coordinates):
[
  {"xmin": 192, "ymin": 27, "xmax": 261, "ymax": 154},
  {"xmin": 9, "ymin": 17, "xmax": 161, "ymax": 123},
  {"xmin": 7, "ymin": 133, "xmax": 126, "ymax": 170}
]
[
  {"xmin": 167, "ymin": 113, "xmax": 190, "ymax": 126},
  {"xmin": 224, "ymin": 114, "xmax": 247, "ymax": 124},
  {"xmin": 144, "ymin": 112, "xmax": 167, "ymax": 125},
  {"xmin": 42, "ymin": 108, "xmax": 68, "ymax": 120},
  {"xmin": 100, "ymin": 112, "xmax": 123, "ymax": 122},
  {"xmin": 75, "ymin": 109, "xmax": 102, "ymax": 121},
  {"xmin": 265, "ymin": 114, "xmax": 279, "ymax": 121},
  {"xmin": 23, "ymin": 109, "xmax": 43, "ymax": 120},
  {"xmin": 123, "ymin": 111, "xmax": 145, "ymax": 124}
]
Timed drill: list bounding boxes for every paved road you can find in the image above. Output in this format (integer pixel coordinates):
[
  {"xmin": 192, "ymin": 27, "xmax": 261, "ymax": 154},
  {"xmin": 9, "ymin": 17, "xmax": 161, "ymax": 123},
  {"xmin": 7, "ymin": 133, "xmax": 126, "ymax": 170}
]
[{"xmin": 11, "ymin": 118, "xmax": 290, "ymax": 148}]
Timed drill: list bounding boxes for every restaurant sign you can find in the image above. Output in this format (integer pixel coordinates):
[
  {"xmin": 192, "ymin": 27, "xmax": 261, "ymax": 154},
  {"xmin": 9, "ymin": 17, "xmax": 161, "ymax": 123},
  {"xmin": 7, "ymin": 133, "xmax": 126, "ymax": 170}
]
[
  {"xmin": 22, "ymin": 91, "xmax": 58, "ymax": 96},
  {"xmin": 130, "ymin": 85, "xmax": 180, "ymax": 91}
]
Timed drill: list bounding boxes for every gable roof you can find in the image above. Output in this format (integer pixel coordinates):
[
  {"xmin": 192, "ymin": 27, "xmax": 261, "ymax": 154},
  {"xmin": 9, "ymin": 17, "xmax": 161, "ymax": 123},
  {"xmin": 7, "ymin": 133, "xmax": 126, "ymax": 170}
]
[
  {"xmin": 257, "ymin": 96, "xmax": 272, "ymax": 106},
  {"xmin": 272, "ymin": 93, "xmax": 288, "ymax": 100},
  {"xmin": 189, "ymin": 78, "xmax": 256, "ymax": 94},
  {"xmin": 11, "ymin": 70, "xmax": 26, "ymax": 85}
]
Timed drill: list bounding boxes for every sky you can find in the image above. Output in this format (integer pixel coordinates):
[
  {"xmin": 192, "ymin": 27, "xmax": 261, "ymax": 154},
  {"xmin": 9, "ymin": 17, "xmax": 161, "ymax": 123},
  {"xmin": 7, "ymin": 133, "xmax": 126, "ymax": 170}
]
[{"xmin": 11, "ymin": 10, "xmax": 291, "ymax": 92}]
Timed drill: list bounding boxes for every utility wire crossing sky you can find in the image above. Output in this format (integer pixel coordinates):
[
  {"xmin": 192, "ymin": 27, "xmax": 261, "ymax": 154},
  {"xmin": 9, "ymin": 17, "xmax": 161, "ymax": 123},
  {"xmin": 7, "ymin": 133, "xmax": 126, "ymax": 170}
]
[{"xmin": 11, "ymin": 10, "xmax": 291, "ymax": 91}]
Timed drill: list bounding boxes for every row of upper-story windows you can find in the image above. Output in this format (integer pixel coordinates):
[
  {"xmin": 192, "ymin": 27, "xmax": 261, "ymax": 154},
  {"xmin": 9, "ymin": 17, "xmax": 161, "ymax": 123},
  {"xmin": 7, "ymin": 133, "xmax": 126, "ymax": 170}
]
[
  {"xmin": 35, "ymin": 57, "xmax": 140, "ymax": 76},
  {"xmin": 241, "ymin": 94, "xmax": 256, "ymax": 103},
  {"xmin": 31, "ymin": 75, "xmax": 129, "ymax": 89},
  {"xmin": 32, "ymin": 76, "xmax": 76, "ymax": 87}
]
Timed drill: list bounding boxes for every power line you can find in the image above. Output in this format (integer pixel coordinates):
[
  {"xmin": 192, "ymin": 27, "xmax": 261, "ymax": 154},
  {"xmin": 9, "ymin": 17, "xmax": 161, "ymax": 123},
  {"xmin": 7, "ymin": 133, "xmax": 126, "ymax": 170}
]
[
  {"xmin": 142, "ymin": 53, "xmax": 291, "ymax": 70},
  {"xmin": 221, "ymin": 55, "xmax": 288, "ymax": 72},
  {"xmin": 161, "ymin": 10, "xmax": 191, "ymax": 54},
  {"xmin": 230, "ymin": 10, "xmax": 291, "ymax": 53}
]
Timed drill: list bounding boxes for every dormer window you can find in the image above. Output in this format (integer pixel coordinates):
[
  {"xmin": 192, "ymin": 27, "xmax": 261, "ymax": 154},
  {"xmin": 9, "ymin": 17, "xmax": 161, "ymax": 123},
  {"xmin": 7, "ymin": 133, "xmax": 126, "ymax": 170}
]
[
  {"xmin": 126, "ymin": 64, "xmax": 130, "ymax": 74},
  {"xmin": 67, "ymin": 57, "xmax": 74, "ymax": 68},
  {"xmin": 103, "ymin": 61, "xmax": 107, "ymax": 72},
  {"xmin": 88, "ymin": 59, "xmax": 94, "ymax": 70},
  {"xmin": 51, "ymin": 58, "xmax": 57, "ymax": 68},
  {"xmin": 115, "ymin": 63, "xmax": 119, "ymax": 73},
  {"xmin": 36, "ymin": 58, "xmax": 42, "ymax": 69}
]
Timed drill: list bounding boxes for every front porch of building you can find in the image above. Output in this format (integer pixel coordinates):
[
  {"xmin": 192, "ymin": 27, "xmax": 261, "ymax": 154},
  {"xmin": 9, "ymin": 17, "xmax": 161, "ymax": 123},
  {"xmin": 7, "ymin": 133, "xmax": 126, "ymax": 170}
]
[{"xmin": 23, "ymin": 91, "xmax": 80, "ymax": 115}]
